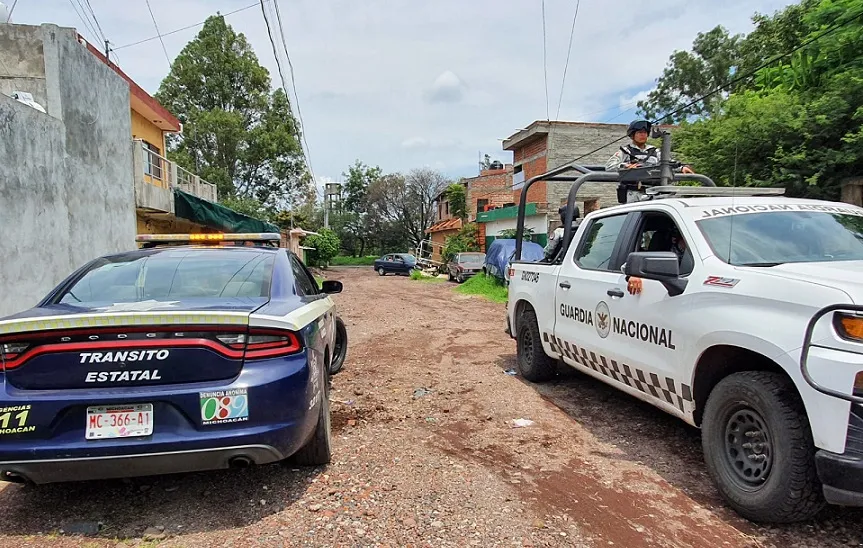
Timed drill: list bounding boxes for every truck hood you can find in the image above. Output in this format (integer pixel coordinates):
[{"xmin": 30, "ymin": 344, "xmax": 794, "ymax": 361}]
[{"xmin": 747, "ymin": 261, "xmax": 863, "ymax": 303}]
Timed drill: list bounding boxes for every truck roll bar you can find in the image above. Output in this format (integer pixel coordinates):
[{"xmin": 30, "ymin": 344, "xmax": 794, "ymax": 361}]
[{"xmin": 800, "ymin": 304, "xmax": 863, "ymax": 405}]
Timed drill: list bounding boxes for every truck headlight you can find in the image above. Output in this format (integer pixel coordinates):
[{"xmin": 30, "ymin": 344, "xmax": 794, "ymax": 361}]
[{"xmin": 834, "ymin": 313, "xmax": 863, "ymax": 342}]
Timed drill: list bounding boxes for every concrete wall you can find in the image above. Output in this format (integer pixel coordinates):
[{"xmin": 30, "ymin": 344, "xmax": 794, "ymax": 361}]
[
  {"xmin": 546, "ymin": 122, "xmax": 629, "ymax": 212},
  {"xmin": 0, "ymin": 24, "xmax": 136, "ymax": 317}
]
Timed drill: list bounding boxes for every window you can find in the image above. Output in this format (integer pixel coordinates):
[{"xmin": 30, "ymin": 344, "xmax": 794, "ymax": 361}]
[
  {"xmin": 574, "ymin": 214, "xmax": 628, "ymax": 271},
  {"xmin": 697, "ymin": 210, "xmax": 863, "ymax": 265},
  {"xmin": 289, "ymin": 253, "xmax": 319, "ymax": 296},
  {"xmin": 631, "ymin": 212, "xmax": 694, "ymax": 276},
  {"xmin": 56, "ymin": 250, "xmax": 274, "ymax": 304},
  {"xmin": 142, "ymin": 141, "xmax": 163, "ymax": 180},
  {"xmin": 477, "ymin": 199, "xmax": 489, "ymax": 213}
]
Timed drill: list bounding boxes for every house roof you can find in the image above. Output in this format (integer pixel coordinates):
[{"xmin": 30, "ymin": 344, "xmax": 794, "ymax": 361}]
[
  {"xmin": 502, "ymin": 120, "xmax": 678, "ymax": 151},
  {"xmin": 81, "ymin": 36, "xmax": 182, "ymax": 133},
  {"xmin": 426, "ymin": 218, "xmax": 463, "ymax": 234}
]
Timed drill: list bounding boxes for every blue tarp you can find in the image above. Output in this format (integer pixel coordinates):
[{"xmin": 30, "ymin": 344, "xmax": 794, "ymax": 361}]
[{"xmin": 484, "ymin": 239, "xmax": 545, "ymax": 282}]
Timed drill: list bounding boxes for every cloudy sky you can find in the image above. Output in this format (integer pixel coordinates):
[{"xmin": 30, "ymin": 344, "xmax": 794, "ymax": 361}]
[{"xmin": 11, "ymin": 0, "xmax": 795, "ymax": 189}]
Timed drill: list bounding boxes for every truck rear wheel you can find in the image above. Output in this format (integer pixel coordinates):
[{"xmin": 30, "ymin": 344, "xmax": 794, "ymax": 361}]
[
  {"xmin": 701, "ymin": 371, "xmax": 825, "ymax": 523},
  {"xmin": 516, "ymin": 308, "xmax": 555, "ymax": 382}
]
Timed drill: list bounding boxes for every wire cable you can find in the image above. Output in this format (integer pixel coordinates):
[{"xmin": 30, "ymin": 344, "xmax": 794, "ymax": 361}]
[
  {"xmin": 555, "ymin": 0, "xmax": 580, "ymax": 120},
  {"xmin": 271, "ymin": 0, "xmax": 316, "ymax": 185},
  {"xmin": 144, "ymin": 0, "xmax": 172, "ymax": 67},
  {"xmin": 84, "ymin": 0, "xmax": 107, "ymax": 42},
  {"xmin": 68, "ymin": 0, "xmax": 101, "ymax": 45},
  {"xmin": 541, "ymin": 0, "xmax": 549, "ymax": 120},
  {"xmin": 114, "ymin": 1, "xmax": 265, "ymax": 51},
  {"xmin": 259, "ymin": 0, "xmax": 315, "ymax": 187}
]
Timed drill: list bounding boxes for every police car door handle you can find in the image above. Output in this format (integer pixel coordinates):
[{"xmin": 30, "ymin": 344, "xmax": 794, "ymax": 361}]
[
  {"xmin": 559, "ymin": 281, "xmax": 571, "ymax": 290},
  {"xmin": 607, "ymin": 288, "xmax": 625, "ymax": 298}
]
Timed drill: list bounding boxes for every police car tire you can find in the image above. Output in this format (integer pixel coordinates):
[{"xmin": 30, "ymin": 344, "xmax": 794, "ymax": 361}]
[
  {"xmin": 328, "ymin": 317, "xmax": 348, "ymax": 375},
  {"xmin": 516, "ymin": 308, "xmax": 555, "ymax": 382},
  {"xmin": 701, "ymin": 371, "xmax": 825, "ymax": 523},
  {"xmin": 291, "ymin": 370, "xmax": 333, "ymax": 466}
]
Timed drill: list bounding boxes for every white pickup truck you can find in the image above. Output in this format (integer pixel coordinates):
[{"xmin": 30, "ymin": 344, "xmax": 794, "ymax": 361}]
[{"xmin": 506, "ymin": 186, "xmax": 863, "ymax": 523}]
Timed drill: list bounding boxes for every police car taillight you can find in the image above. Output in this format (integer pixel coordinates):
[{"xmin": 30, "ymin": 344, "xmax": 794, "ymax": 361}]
[
  {"xmin": 508, "ymin": 267, "xmax": 515, "ymax": 279},
  {"xmin": 0, "ymin": 343, "xmax": 29, "ymax": 370},
  {"xmin": 221, "ymin": 329, "xmax": 302, "ymax": 360}
]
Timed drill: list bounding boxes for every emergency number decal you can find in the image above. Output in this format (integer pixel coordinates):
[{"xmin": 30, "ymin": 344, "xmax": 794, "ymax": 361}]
[
  {"xmin": 199, "ymin": 388, "xmax": 249, "ymax": 425},
  {"xmin": 0, "ymin": 404, "xmax": 34, "ymax": 435},
  {"xmin": 703, "ymin": 276, "xmax": 740, "ymax": 288}
]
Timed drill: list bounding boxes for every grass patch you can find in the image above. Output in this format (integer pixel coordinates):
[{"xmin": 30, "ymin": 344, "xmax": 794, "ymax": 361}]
[
  {"xmin": 330, "ymin": 255, "xmax": 378, "ymax": 266},
  {"xmin": 455, "ymin": 273, "xmax": 508, "ymax": 303},
  {"xmin": 410, "ymin": 269, "xmax": 445, "ymax": 282}
]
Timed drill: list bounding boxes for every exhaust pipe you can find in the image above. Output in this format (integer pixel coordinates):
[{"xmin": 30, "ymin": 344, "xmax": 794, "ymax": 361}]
[
  {"xmin": 228, "ymin": 456, "xmax": 252, "ymax": 469},
  {"xmin": 1, "ymin": 470, "xmax": 32, "ymax": 484}
]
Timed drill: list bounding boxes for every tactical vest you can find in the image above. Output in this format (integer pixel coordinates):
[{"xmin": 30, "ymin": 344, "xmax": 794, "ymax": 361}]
[{"xmin": 620, "ymin": 144, "xmax": 659, "ymax": 166}]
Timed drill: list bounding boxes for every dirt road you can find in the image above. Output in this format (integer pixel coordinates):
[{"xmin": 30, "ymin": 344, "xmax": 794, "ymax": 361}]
[{"xmin": 0, "ymin": 268, "xmax": 860, "ymax": 547}]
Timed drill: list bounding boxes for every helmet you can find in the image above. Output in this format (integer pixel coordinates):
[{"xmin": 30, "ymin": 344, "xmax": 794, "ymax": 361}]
[{"xmin": 627, "ymin": 120, "xmax": 652, "ymax": 137}]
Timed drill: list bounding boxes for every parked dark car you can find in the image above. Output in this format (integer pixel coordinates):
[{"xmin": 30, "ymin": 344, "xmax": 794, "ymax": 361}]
[
  {"xmin": 483, "ymin": 239, "xmax": 545, "ymax": 284},
  {"xmin": 446, "ymin": 252, "xmax": 486, "ymax": 283},
  {"xmin": 373, "ymin": 253, "xmax": 418, "ymax": 276}
]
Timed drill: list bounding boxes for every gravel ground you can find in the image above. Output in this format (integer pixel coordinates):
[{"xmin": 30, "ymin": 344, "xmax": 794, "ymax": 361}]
[{"xmin": 0, "ymin": 268, "xmax": 860, "ymax": 547}]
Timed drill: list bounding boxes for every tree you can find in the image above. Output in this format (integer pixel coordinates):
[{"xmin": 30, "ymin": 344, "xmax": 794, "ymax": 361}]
[
  {"xmin": 674, "ymin": 0, "xmax": 863, "ymax": 199},
  {"xmin": 219, "ymin": 196, "xmax": 272, "ymax": 220},
  {"xmin": 342, "ymin": 160, "xmax": 382, "ymax": 214},
  {"xmin": 155, "ymin": 16, "xmax": 310, "ymax": 209},
  {"xmin": 444, "ymin": 183, "xmax": 467, "ymax": 220},
  {"xmin": 637, "ymin": 1, "xmax": 820, "ymax": 122},
  {"xmin": 304, "ymin": 228, "xmax": 341, "ymax": 267},
  {"xmin": 442, "ymin": 223, "xmax": 480, "ymax": 264}
]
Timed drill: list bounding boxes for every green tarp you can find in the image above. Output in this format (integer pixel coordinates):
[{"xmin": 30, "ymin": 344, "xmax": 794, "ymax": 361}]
[{"xmin": 173, "ymin": 189, "xmax": 279, "ymax": 233}]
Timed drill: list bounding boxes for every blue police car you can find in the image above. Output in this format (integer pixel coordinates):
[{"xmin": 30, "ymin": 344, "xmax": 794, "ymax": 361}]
[{"xmin": 0, "ymin": 233, "xmax": 345, "ymax": 484}]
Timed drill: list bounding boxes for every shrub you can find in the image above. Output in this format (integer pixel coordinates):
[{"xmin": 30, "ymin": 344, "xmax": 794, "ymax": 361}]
[{"xmin": 304, "ymin": 228, "xmax": 341, "ymax": 267}]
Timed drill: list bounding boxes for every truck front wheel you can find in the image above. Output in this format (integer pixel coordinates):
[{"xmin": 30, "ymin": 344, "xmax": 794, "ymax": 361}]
[
  {"xmin": 516, "ymin": 308, "xmax": 555, "ymax": 382},
  {"xmin": 701, "ymin": 371, "xmax": 825, "ymax": 523}
]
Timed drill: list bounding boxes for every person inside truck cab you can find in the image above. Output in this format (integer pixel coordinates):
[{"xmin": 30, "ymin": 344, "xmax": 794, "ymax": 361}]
[
  {"xmin": 627, "ymin": 225, "xmax": 688, "ymax": 295},
  {"xmin": 544, "ymin": 204, "xmax": 581, "ymax": 262},
  {"xmin": 605, "ymin": 120, "xmax": 694, "ymax": 174}
]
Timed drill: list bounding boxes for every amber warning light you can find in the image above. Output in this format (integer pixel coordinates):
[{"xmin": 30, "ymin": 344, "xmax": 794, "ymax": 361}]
[{"xmin": 136, "ymin": 233, "xmax": 281, "ymax": 247}]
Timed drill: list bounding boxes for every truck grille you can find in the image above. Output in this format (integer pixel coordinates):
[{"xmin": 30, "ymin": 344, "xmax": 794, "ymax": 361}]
[{"xmin": 847, "ymin": 404, "xmax": 863, "ymax": 457}]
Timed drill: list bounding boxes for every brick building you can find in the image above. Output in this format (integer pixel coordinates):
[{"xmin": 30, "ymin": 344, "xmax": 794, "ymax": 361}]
[{"xmin": 425, "ymin": 180, "xmax": 468, "ymax": 263}]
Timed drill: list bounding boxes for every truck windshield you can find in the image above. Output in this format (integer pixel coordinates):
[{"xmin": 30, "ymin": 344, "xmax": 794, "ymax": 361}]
[{"xmin": 696, "ymin": 210, "xmax": 863, "ymax": 266}]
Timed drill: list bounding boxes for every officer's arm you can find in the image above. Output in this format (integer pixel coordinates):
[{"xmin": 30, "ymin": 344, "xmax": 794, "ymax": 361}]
[{"xmin": 605, "ymin": 150, "xmax": 623, "ymax": 172}]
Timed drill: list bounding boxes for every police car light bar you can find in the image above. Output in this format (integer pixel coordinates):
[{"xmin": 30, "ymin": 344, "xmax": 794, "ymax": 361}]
[
  {"xmin": 136, "ymin": 233, "xmax": 282, "ymax": 243},
  {"xmin": 645, "ymin": 186, "xmax": 786, "ymax": 197}
]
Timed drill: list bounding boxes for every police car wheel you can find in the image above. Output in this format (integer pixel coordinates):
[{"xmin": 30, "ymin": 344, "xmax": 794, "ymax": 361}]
[
  {"xmin": 291, "ymin": 366, "xmax": 333, "ymax": 466},
  {"xmin": 328, "ymin": 317, "xmax": 348, "ymax": 375},
  {"xmin": 515, "ymin": 308, "xmax": 555, "ymax": 382},
  {"xmin": 701, "ymin": 371, "xmax": 824, "ymax": 523}
]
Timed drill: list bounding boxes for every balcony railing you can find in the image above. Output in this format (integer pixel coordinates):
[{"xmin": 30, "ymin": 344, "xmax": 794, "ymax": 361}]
[{"xmin": 133, "ymin": 139, "xmax": 218, "ymax": 213}]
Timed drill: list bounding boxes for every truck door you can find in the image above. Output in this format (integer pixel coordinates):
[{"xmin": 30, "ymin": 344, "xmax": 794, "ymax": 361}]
[
  {"xmin": 606, "ymin": 208, "xmax": 698, "ymax": 417},
  {"xmin": 553, "ymin": 211, "xmax": 634, "ymax": 373}
]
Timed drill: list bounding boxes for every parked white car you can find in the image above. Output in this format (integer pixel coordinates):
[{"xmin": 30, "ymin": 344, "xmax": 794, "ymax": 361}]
[{"xmin": 507, "ymin": 189, "xmax": 863, "ymax": 523}]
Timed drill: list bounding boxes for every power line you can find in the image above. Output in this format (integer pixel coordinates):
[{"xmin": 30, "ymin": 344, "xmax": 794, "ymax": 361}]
[
  {"xmin": 68, "ymin": 0, "xmax": 100, "ymax": 45},
  {"xmin": 259, "ymin": 0, "xmax": 315, "ymax": 188},
  {"xmin": 271, "ymin": 0, "xmax": 316, "ymax": 186},
  {"xmin": 541, "ymin": 0, "xmax": 549, "ymax": 120},
  {"xmin": 114, "ymin": 1, "xmax": 265, "ymax": 51},
  {"xmin": 144, "ymin": 0, "xmax": 172, "ymax": 67},
  {"xmin": 84, "ymin": 0, "xmax": 107, "ymax": 42},
  {"xmin": 555, "ymin": 0, "xmax": 580, "ymax": 120},
  {"xmin": 567, "ymin": 7, "xmax": 863, "ymax": 165}
]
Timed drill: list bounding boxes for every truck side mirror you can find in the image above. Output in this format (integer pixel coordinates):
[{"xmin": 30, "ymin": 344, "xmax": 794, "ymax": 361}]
[{"xmin": 623, "ymin": 252, "xmax": 687, "ymax": 296}]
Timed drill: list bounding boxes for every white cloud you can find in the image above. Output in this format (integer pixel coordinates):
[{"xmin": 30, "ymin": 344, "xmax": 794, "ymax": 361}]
[
  {"xmin": 12, "ymin": 0, "xmax": 798, "ymax": 182},
  {"xmin": 425, "ymin": 70, "xmax": 466, "ymax": 104}
]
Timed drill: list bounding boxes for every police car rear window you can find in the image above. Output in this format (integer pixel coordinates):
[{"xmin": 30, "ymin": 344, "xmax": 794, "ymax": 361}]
[{"xmin": 56, "ymin": 250, "xmax": 275, "ymax": 304}]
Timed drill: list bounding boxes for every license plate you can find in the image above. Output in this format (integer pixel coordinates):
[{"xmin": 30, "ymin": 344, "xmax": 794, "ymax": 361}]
[{"xmin": 85, "ymin": 403, "xmax": 153, "ymax": 439}]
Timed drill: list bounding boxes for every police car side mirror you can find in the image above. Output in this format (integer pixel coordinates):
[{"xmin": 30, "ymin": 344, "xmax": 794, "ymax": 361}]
[
  {"xmin": 321, "ymin": 280, "xmax": 343, "ymax": 294},
  {"xmin": 623, "ymin": 252, "xmax": 687, "ymax": 297}
]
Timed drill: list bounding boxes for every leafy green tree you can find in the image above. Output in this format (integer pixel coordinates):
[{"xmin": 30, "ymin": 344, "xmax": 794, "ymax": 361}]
[
  {"xmin": 304, "ymin": 228, "xmax": 341, "ymax": 267},
  {"xmin": 156, "ymin": 16, "xmax": 310, "ymax": 208},
  {"xmin": 442, "ymin": 223, "xmax": 480, "ymax": 264},
  {"xmin": 219, "ymin": 196, "xmax": 272, "ymax": 220},
  {"xmin": 444, "ymin": 183, "xmax": 467, "ymax": 220},
  {"xmin": 674, "ymin": 0, "xmax": 863, "ymax": 199},
  {"xmin": 497, "ymin": 227, "xmax": 535, "ymax": 239},
  {"xmin": 342, "ymin": 160, "xmax": 382, "ymax": 214}
]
